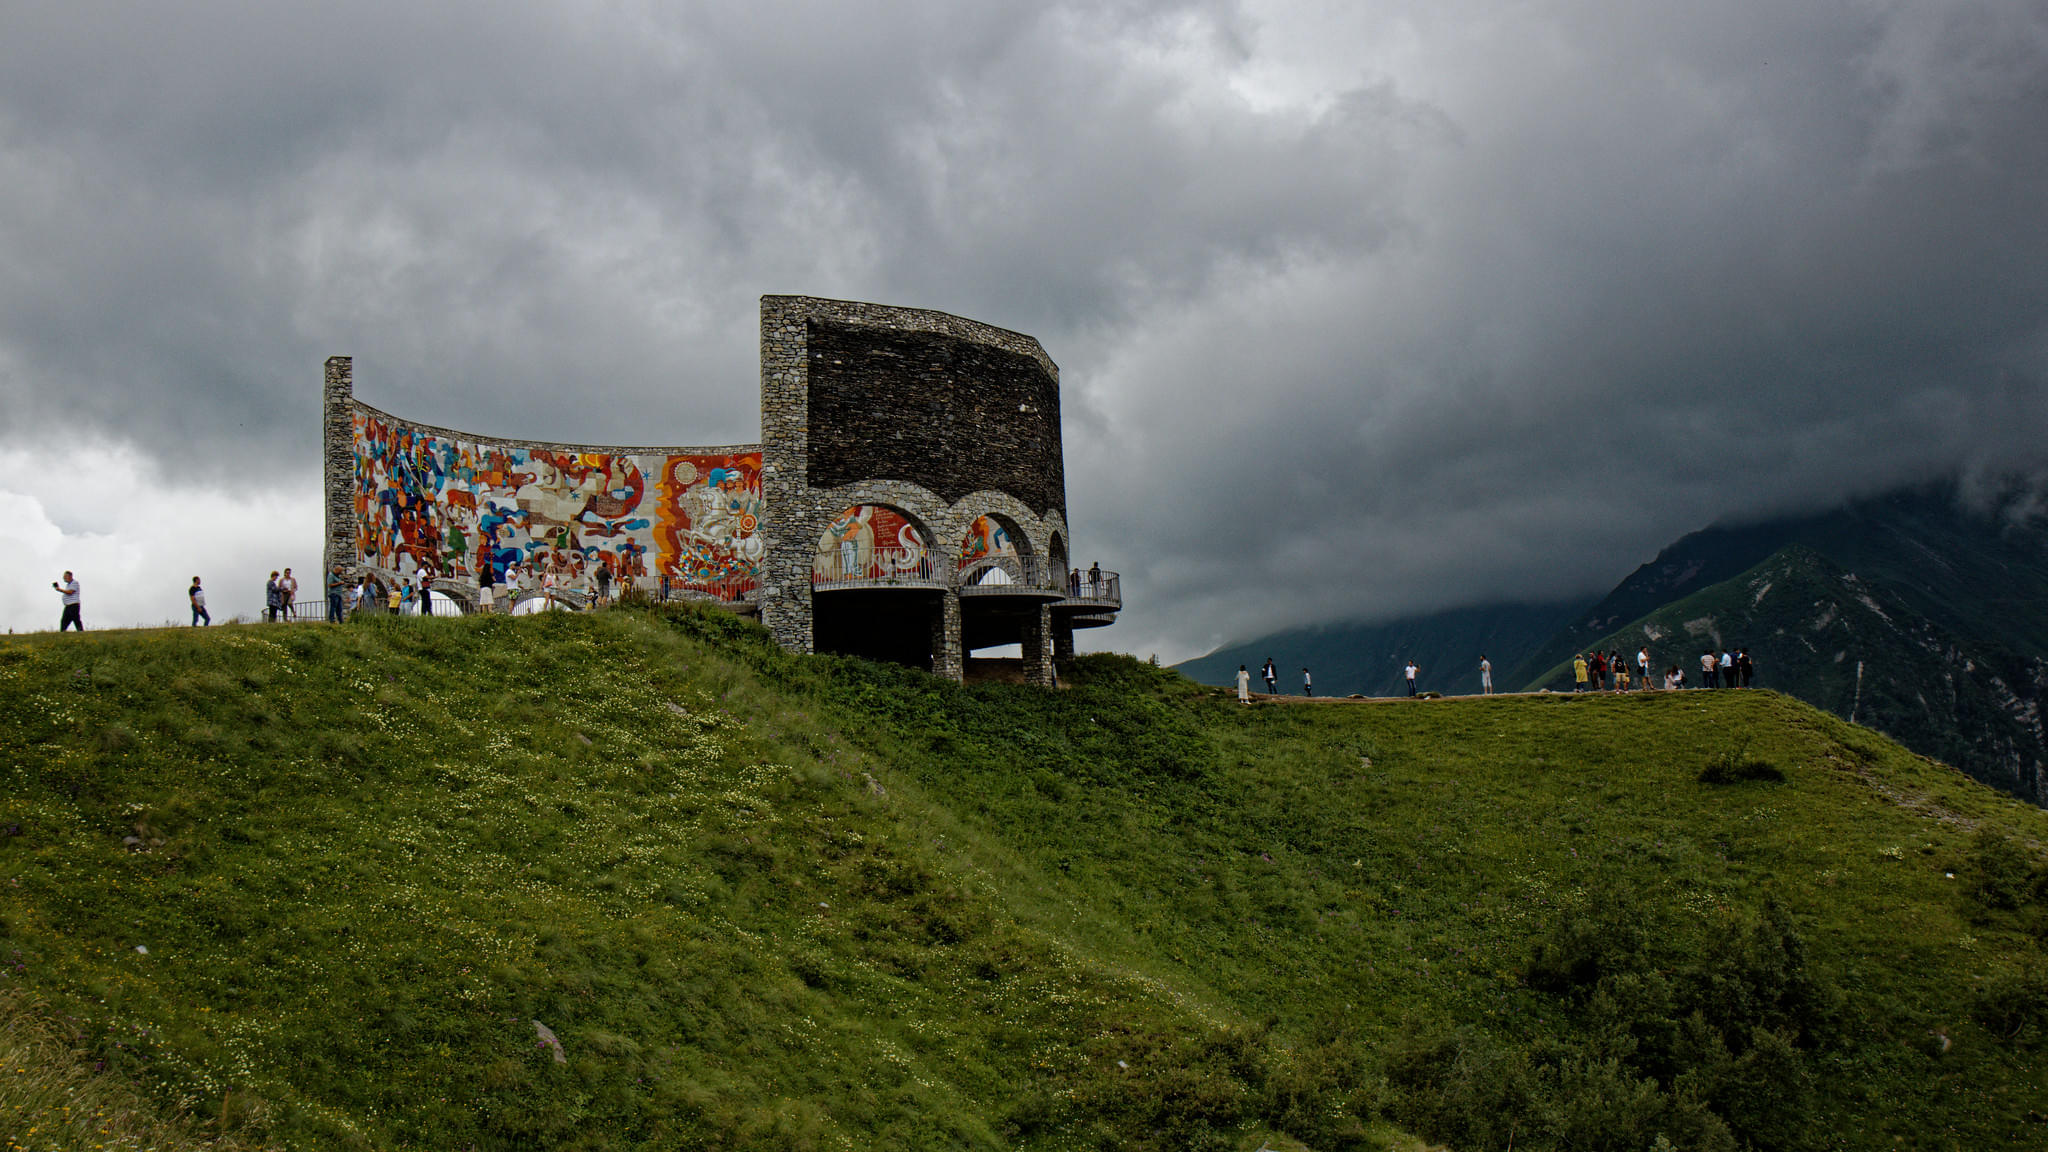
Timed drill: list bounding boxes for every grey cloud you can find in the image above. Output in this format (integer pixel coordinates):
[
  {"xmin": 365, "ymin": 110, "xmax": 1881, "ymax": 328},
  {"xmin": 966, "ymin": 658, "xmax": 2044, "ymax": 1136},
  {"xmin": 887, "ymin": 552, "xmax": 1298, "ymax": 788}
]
[{"xmin": 2, "ymin": 0, "xmax": 2045, "ymax": 659}]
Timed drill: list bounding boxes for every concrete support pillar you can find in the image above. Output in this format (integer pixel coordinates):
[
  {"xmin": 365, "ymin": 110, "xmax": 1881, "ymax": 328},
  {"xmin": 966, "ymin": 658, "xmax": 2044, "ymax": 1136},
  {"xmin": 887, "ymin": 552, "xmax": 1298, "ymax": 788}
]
[
  {"xmin": 1021, "ymin": 602, "xmax": 1054, "ymax": 688},
  {"xmin": 1053, "ymin": 618, "xmax": 1075, "ymax": 662},
  {"xmin": 931, "ymin": 591, "xmax": 963, "ymax": 682},
  {"xmin": 322, "ymin": 356, "xmax": 358, "ymax": 588}
]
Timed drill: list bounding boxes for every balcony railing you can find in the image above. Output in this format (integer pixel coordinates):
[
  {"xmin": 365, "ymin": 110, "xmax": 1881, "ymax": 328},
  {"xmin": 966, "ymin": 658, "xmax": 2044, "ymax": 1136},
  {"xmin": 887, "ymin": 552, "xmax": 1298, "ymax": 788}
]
[
  {"xmin": 1058, "ymin": 569, "xmax": 1121, "ymax": 609},
  {"xmin": 813, "ymin": 546, "xmax": 944, "ymax": 589},
  {"xmin": 958, "ymin": 556, "xmax": 1063, "ymax": 597}
]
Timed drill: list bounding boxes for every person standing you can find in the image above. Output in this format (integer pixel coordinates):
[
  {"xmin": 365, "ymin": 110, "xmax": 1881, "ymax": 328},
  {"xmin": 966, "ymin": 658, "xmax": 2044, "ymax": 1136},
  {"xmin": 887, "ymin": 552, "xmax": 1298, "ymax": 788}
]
[
  {"xmin": 325, "ymin": 566, "xmax": 347, "ymax": 623},
  {"xmin": 1701, "ymin": 650, "xmax": 1718, "ymax": 689},
  {"xmin": 1719, "ymin": 649, "xmax": 1736, "ymax": 688},
  {"xmin": 1738, "ymin": 648, "xmax": 1755, "ymax": 688},
  {"xmin": 417, "ymin": 570, "xmax": 434, "ymax": 616},
  {"xmin": 52, "ymin": 571, "xmax": 82, "ymax": 631},
  {"xmin": 264, "ymin": 571, "xmax": 282, "ymax": 623},
  {"xmin": 1261, "ymin": 658, "xmax": 1278, "ymax": 696},
  {"xmin": 1088, "ymin": 561, "xmax": 1103, "ymax": 597},
  {"xmin": 280, "ymin": 568, "xmax": 300, "ymax": 621},
  {"xmin": 1637, "ymin": 647, "xmax": 1652, "ymax": 690},
  {"xmin": 1302, "ymin": 667, "xmax": 1313, "ymax": 697},
  {"xmin": 1573, "ymin": 654, "xmax": 1589, "ymax": 691},
  {"xmin": 595, "ymin": 561, "xmax": 612, "ymax": 607},
  {"xmin": 189, "ymin": 576, "xmax": 211, "ymax": 626},
  {"xmin": 1405, "ymin": 660, "xmax": 1420, "ymax": 696},
  {"xmin": 1479, "ymin": 654, "xmax": 1493, "ymax": 695},
  {"xmin": 1235, "ymin": 664, "xmax": 1252, "ymax": 704}
]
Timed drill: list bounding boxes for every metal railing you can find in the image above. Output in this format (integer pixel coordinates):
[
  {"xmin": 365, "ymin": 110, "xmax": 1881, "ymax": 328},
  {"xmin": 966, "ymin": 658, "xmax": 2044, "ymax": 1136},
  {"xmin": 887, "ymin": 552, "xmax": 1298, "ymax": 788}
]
[
  {"xmin": 655, "ymin": 575, "xmax": 760, "ymax": 603},
  {"xmin": 1059, "ymin": 569, "xmax": 1121, "ymax": 608},
  {"xmin": 812, "ymin": 546, "xmax": 943, "ymax": 589},
  {"xmin": 958, "ymin": 555, "xmax": 1062, "ymax": 596}
]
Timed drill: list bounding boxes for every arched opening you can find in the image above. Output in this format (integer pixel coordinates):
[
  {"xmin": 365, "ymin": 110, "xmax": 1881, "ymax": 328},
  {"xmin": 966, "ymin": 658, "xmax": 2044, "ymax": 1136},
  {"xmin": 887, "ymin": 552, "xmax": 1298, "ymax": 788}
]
[
  {"xmin": 812, "ymin": 504, "xmax": 945, "ymax": 671},
  {"xmin": 957, "ymin": 513, "xmax": 1031, "ymax": 588},
  {"xmin": 813, "ymin": 504, "xmax": 935, "ymax": 585}
]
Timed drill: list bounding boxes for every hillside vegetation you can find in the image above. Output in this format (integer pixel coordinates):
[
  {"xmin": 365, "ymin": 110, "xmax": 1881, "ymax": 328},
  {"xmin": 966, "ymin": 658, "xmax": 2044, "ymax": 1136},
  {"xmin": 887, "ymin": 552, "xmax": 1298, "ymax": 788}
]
[{"xmin": 3, "ymin": 606, "xmax": 2047, "ymax": 1150}]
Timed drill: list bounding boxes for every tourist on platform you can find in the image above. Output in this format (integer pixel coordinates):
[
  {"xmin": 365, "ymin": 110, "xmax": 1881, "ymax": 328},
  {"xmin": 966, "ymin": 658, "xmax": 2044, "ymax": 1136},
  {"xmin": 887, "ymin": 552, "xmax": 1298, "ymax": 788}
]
[
  {"xmin": 1480, "ymin": 654, "xmax": 1493, "ymax": 695},
  {"xmin": 280, "ymin": 568, "xmax": 299, "ymax": 621},
  {"xmin": 1405, "ymin": 660, "xmax": 1420, "ymax": 696},
  {"xmin": 1235, "ymin": 665, "xmax": 1252, "ymax": 704},
  {"xmin": 1701, "ymin": 650, "xmax": 1718, "ymax": 689},
  {"xmin": 1088, "ymin": 561, "xmax": 1102, "ymax": 597},
  {"xmin": 189, "ymin": 577, "xmax": 211, "ymax": 626},
  {"xmin": 50, "ymin": 572, "xmax": 82, "ymax": 632},
  {"xmin": 264, "ymin": 571, "xmax": 282, "ymax": 623},
  {"xmin": 1069, "ymin": 568, "xmax": 1082, "ymax": 597},
  {"xmin": 1573, "ymin": 654, "xmax": 1589, "ymax": 691},
  {"xmin": 326, "ymin": 566, "xmax": 347, "ymax": 623}
]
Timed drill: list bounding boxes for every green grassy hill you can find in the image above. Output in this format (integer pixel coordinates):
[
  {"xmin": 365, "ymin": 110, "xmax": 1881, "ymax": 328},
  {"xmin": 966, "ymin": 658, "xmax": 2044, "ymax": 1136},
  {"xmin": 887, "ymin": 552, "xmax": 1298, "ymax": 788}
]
[
  {"xmin": 1523, "ymin": 545, "xmax": 2048, "ymax": 806},
  {"xmin": 4, "ymin": 607, "xmax": 2047, "ymax": 1150}
]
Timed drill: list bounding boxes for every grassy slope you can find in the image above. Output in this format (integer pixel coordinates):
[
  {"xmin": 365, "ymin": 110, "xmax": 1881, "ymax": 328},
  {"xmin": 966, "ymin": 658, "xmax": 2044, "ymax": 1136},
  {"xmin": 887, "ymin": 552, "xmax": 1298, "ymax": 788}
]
[
  {"xmin": 2, "ymin": 607, "xmax": 2046, "ymax": 1151},
  {"xmin": 1521, "ymin": 545, "xmax": 2047, "ymax": 805}
]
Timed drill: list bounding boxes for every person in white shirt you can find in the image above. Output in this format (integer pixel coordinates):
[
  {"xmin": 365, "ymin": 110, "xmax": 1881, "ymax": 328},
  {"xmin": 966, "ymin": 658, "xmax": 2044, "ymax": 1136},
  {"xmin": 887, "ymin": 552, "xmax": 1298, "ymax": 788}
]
[
  {"xmin": 1637, "ymin": 648, "xmax": 1651, "ymax": 689},
  {"xmin": 1719, "ymin": 649, "xmax": 1736, "ymax": 688},
  {"xmin": 1479, "ymin": 655, "xmax": 1493, "ymax": 695},
  {"xmin": 1235, "ymin": 665, "xmax": 1252, "ymax": 704},
  {"xmin": 52, "ymin": 572, "xmax": 82, "ymax": 631},
  {"xmin": 1405, "ymin": 661, "xmax": 1420, "ymax": 696},
  {"xmin": 1701, "ymin": 651, "xmax": 1719, "ymax": 689},
  {"xmin": 188, "ymin": 577, "xmax": 210, "ymax": 626},
  {"xmin": 1302, "ymin": 667, "xmax": 1313, "ymax": 697}
]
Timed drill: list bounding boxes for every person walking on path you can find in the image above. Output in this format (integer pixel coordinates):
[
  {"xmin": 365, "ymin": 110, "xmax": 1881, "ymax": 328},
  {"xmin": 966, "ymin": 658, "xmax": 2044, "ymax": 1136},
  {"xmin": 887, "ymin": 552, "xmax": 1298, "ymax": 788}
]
[
  {"xmin": 326, "ymin": 566, "xmax": 347, "ymax": 623},
  {"xmin": 280, "ymin": 568, "xmax": 300, "ymax": 621},
  {"xmin": 1302, "ymin": 667, "xmax": 1313, "ymax": 697},
  {"xmin": 1261, "ymin": 658, "xmax": 1278, "ymax": 696},
  {"xmin": 1479, "ymin": 655, "xmax": 1493, "ymax": 695},
  {"xmin": 1235, "ymin": 664, "xmax": 1252, "ymax": 704},
  {"xmin": 1573, "ymin": 654, "xmax": 1589, "ymax": 691},
  {"xmin": 1405, "ymin": 660, "xmax": 1420, "ymax": 696},
  {"xmin": 52, "ymin": 572, "xmax": 82, "ymax": 631},
  {"xmin": 189, "ymin": 577, "xmax": 211, "ymax": 626}
]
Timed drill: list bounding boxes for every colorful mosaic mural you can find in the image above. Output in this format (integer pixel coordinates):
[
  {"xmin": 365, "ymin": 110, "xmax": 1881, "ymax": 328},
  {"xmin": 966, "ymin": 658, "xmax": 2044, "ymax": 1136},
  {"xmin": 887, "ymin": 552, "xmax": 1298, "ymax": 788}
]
[
  {"xmin": 958, "ymin": 515, "xmax": 1019, "ymax": 572},
  {"xmin": 813, "ymin": 505, "xmax": 931, "ymax": 581},
  {"xmin": 352, "ymin": 412, "xmax": 763, "ymax": 599}
]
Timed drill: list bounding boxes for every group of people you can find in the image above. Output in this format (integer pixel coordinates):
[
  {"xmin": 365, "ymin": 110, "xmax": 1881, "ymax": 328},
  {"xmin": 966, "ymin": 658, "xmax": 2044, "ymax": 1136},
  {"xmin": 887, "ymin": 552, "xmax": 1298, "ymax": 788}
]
[
  {"xmin": 1065, "ymin": 562, "xmax": 1107, "ymax": 598},
  {"xmin": 1235, "ymin": 657, "xmax": 1314, "ymax": 702},
  {"xmin": 1572, "ymin": 646, "xmax": 1756, "ymax": 691}
]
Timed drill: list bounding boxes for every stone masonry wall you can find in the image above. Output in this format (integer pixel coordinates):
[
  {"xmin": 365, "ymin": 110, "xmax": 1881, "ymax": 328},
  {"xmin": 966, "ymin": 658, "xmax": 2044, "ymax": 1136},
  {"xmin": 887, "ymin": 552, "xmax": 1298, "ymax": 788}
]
[{"xmin": 754, "ymin": 296, "xmax": 1071, "ymax": 661}]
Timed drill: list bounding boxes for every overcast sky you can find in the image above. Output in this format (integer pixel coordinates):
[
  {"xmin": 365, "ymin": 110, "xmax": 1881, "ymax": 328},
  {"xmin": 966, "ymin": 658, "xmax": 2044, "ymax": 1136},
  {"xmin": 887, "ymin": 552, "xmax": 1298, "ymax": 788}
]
[{"xmin": 3, "ymin": 0, "xmax": 2045, "ymax": 657}]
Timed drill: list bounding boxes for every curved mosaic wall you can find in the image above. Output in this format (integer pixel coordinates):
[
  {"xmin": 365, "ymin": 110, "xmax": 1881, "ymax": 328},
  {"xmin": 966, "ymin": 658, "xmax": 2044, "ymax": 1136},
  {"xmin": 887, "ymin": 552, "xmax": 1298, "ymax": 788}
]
[{"xmin": 350, "ymin": 406, "xmax": 763, "ymax": 600}]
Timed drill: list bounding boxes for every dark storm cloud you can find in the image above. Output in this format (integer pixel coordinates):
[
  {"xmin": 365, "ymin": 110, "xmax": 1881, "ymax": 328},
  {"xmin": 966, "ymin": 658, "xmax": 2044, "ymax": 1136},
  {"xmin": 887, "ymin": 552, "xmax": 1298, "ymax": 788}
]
[{"xmin": 2, "ymin": 0, "xmax": 2045, "ymax": 656}]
